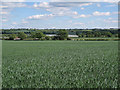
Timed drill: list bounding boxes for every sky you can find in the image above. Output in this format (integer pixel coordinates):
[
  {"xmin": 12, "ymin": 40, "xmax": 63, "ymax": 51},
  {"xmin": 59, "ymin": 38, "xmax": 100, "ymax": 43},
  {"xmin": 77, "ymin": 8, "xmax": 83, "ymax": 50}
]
[{"xmin": 0, "ymin": 1, "xmax": 119, "ymax": 29}]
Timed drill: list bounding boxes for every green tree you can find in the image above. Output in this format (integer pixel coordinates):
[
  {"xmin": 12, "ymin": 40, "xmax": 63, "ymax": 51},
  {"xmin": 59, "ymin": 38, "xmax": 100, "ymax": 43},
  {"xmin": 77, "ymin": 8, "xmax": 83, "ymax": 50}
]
[
  {"xmin": 106, "ymin": 32, "xmax": 112, "ymax": 37},
  {"xmin": 115, "ymin": 34, "xmax": 118, "ymax": 37},
  {"xmin": 57, "ymin": 30, "xmax": 68, "ymax": 40},
  {"xmin": 35, "ymin": 32, "xmax": 45, "ymax": 39},
  {"xmin": 30, "ymin": 32, "xmax": 36, "ymax": 38},
  {"xmin": 18, "ymin": 32, "xmax": 27, "ymax": 40},
  {"xmin": 9, "ymin": 34, "xmax": 17, "ymax": 40},
  {"xmin": 76, "ymin": 31, "xmax": 80, "ymax": 36},
  {"xmin": 45, "ymin": 36, "xmax": 50, "ymax": 40},
  {"xmin": 94, "ymin": 32, "xmax": 101, "ymax": 37}
]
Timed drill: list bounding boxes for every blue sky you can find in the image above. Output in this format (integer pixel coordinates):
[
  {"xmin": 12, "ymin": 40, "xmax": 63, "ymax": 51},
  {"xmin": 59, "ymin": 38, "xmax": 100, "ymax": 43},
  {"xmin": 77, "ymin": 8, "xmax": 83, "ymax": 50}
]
[{"xmin": 1, "ymin": 2, "xmax": 118, "ymax": 29}]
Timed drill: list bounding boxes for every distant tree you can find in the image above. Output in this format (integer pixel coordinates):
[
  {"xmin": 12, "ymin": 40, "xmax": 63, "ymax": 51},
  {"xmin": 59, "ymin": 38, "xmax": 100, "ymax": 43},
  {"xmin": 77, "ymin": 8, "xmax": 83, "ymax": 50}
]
[
  {"xmin": 115, "ymin": 34, "xmax": 118, "ymax": 37},
  {"xmin": 52, "ymin": 36, "xmax": 60, "ymax": 40},
  {"xmin": 35, "ymin": 32, "xmax": 45, "ymax": 39},
  {"xmin": 9, "ymin": 34, "xmax": 17, "ymax": 40},
  {"xmin": 76, "ymin": 31, "xmax": 80, "ymax": 36},
  {"xmin": 83, "ymin": 34, "xmax": 86, "ymax": 37},
  {"xmin": 94, "ymin": 31, "xmax": 101, "ymax": 37},
  {"xmin": 30, "ymin": 32, "xmax": 36, "ymax": 38},
  {"xmin": 18, "ymin": 32, "xmax": 27, "ymax": 40},
  {"xmin": 86, "ymin": 31, "xmax": 93, "ymax": 37},
  {"xmin": 45, "ymin": 36, "xmax": 50, "ymax": 40},
  {"xmin": 106, "ymin": 32, "xmax": 112, "ymax": 37},
  {"xmin": 57, "ymin": 30, "xmax": 68, "ymax": 40},
  {"xmin": 78, "ymin": 34, "xmax": 82, "ymax": 37},
  {"xmin": 78, "ymin": 33, "xmax": 83, "ymax": 37},
  {"xmin": 67, "ymin": 37, "xmax": 71, "ymax": 40}
]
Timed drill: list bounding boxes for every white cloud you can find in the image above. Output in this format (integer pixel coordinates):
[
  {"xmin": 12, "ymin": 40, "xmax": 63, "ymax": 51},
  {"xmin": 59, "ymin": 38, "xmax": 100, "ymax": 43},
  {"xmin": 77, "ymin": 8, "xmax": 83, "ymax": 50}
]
[
  {"xmin": 96, "ymin": 4, "xmax": 101, "ymax": 7},
  {"xmin": 33, "ymin": 3, "xmax": 38, "ymax": 8},
  {"xmin": 0, "ymin": 12, "xmax": 8, "ymax": 14},
  {"xmin": 93, "ymin": 11, "xmax": 110, "ymax": 16},
  {"xmin": 108, "ymin": 17, "xmax": 113, "ymax": 20},
  {"xmin": 2, "ymin": 19, "xmax": 8, "ymax": 22},
  {"xmin": 33, "ymin": 2, "xmax": 72, "ymax": 17},
  {"xmin": 104, "ymin": 18, "xmax": 118, "ymax": 23},
  {"xmin": 111, "ymin": 20, "xmax": 118, "ymax": 23},
  {"xmin": 74, "ymin": 22, "xmax": 84, "ymax": 25},
  {"xmin": 33, "ymin": 2, "xmax": 93, "ymax": 8},
  {"xmin": 22, "ymin": 20, "xmax": 28, "ymax": 24},
  {"xmin": 51, "ymin": 0, "xmax": 119, "ymax": 2},
  {"xmin": 112, "ymin": 12, "xmax": 120, "ymax": 15},
  {"xmin": 78, "ymin": 3, "xmax": 92, "ymax": 7},
  {"xmin": 0, "ymin": 6, "xmax": 9, "ymax": 9},
  {"xmin": 28, "ymin": 14, "xmax": 55, "ymax": 20},
  {"xmin": 73, "ymin": 14, "xmax": 91, "ymax": 18},
  {"xmin": 105, "ymin": 4, "xmax": 117, "ymax": 7},
  {"xmin": 1, "ymin": 2, "xmax": 27, "ymax": 9},
  {"xmin": 12, "ymin": 22, "xmax": 17, "ymax": 25},
  {"xmin": 32, "ymin": 2, "xmax": 93, "ymax": 19},
  {"xmin": 2, "ymin": 0, "xmax": 26, "ymax": 2},
  {"xmin": 81, "ymin": 7, "xmax": 84, "ymax": 10},
  {"xmin": 2, "ymin": 0, "xmax": 119, "ymax": 2},
  {"xmin": 105, "ymin": 20, "xmax": 118, "ymax": 23},
  {"xmin": 52, "ymin": 27, "xmax": 56, "ymax": 29},
  {"xmin": 1, "ymin": 2, "xmax": 27, "ymax": 22},
  {"xmin": 1, "ymin": 3, "xmax": 27, "ymax": 16},
  {"xmin": 68, "ymin": 20, "xmax": 72, "ymax": 23},
  {"xmin": 46, "ymin": 7, "xmax": 78, "ymax": 17},
  {"xmin": 33, "ymin": 2, "xmax": 50, "ymax": 8}
]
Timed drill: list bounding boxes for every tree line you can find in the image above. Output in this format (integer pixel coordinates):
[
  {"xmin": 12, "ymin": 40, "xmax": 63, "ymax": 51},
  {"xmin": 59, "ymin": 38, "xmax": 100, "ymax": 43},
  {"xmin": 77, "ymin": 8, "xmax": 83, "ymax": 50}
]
[
  {"xmin": 2, "ymin": 28, "xmax": 118, "ymax": 35},
  {"xmin": 1, "ymin": 28, "xmax": 119, "ymax": 40},
  {"xmin": 76, "ymin": 31, "xmax": 118, "ymax": 37},
  {"xmin": 7, "ymin": 30, "xmax": 69, "ymax": 40}
]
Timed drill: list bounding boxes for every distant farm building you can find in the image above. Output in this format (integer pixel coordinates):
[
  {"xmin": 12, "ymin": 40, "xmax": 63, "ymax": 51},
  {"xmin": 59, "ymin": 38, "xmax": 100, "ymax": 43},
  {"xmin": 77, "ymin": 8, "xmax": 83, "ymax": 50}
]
[
  {"xmin": 68, "ymin": 35, "xmax": 78, "ymax": 37},
  {"xmin": 46, "ymin": 34, "xmax": 57, "ymax": 37},
  {"xmin": 46, "ymin": 34, "xmax": 78, "ymax": 37},
  {"xmin": 14, "ymin": 37, "xmax": 21, "ymax": 40}
]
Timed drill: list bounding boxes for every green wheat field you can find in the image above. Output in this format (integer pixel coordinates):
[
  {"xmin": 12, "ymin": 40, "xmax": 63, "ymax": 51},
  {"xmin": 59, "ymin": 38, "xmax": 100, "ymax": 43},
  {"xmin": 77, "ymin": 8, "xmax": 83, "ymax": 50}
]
[{"xmin": 2, "ymin": 41, "xmax": 118, "ymax": 88}]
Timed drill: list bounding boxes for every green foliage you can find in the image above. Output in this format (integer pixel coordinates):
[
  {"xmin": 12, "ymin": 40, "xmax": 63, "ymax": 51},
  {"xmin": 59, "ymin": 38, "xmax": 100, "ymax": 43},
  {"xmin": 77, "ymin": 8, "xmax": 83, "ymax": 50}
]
[
  {"xmin": 2, "ymin": 28, "xmax": 118, "ymax": 39},
  {"xmin": 106, "ymin": 32, "xmax": 112, "ymax": 37},
  {"xmin": 45, "ymin": 36, "xmax": 51, "ymax": 40},
  {"xmin": 40, "ymin": 37, "xmax": 46, "ymax": 41},
  {"xmin": 52, "ymin": 36, "xmax": 60, "ymax": 40},
  {"xmin": 67, "ymin": 37, "xmax": 72, "ymax": 40},
  {"xmin": 78, "ymin": 33, "xmax": 86, "ymax": 37},
  {"xmin": 2, "ymin": 41, "xmax": 118, "ymax": 88},
  {"xmin": 115, "ymin": 34, "xmax": 118, "ymax": 37},
  {"xmin": 57, "ymin": 30, "xmax": 68, "ymax": 40},
  {"xmin": 35, "ymin": 32, "xmax": 45, "ymax": 39},
  {"xmin": 9, "ymin": 34, "xmax": 17, "ymax": 40},
  {"xmin": 30, "ymin": 32, "xmax": 36, "ymax": 38},
  {"xmin": 71, "ymin": 38, "xmax": 119, "ymax": 41},
  {"xmin": 23, "ymin": 38, "xmax": 34, "ymax": 41},
  {"xmin": 18, "ymin": 32, "xmax": 27, "ymax": 40}
]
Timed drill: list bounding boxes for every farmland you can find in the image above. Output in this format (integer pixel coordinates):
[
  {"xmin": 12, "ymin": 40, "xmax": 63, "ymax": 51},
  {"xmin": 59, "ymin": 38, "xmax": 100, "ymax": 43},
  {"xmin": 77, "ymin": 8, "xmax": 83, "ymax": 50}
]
[{"xmin": 2, "ymin": 41, "xmax": 118, "ymax": 88}]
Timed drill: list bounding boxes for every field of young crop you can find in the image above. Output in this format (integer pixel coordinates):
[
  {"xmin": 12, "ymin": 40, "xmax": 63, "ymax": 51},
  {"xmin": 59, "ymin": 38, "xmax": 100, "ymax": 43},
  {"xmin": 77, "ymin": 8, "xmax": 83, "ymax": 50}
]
[{"xmin": 2, "ymin": 41, "xmax": 118, "ymax": 88}]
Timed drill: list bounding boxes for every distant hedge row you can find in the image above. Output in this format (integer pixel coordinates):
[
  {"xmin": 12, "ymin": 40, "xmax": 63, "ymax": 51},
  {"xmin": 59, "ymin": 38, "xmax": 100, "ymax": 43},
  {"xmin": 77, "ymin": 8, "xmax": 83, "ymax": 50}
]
[
  {"xmin": 16, "ymin": 38, "xmax": 120, "ymax": 41},
  {"xmin": 72, "ymin": 38, "xmax": 119, "ymax": 41}
]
